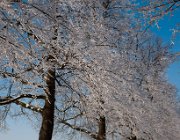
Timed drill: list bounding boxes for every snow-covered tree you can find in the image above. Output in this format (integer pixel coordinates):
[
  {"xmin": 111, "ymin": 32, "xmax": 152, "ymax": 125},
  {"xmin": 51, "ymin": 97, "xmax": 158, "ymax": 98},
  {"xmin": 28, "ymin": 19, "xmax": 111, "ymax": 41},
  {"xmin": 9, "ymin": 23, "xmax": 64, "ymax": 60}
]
[{"xmin": 0, "ymin": 1, "xmax": 179, "ymax": 140}]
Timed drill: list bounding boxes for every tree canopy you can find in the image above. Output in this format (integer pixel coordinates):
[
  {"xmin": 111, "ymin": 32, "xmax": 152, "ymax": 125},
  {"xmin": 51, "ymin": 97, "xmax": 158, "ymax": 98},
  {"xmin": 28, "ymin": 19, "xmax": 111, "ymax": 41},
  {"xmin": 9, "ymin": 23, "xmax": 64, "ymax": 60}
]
[{"xmin": 0, "ymin": 0, "xmax": 180, "ymax": 140}]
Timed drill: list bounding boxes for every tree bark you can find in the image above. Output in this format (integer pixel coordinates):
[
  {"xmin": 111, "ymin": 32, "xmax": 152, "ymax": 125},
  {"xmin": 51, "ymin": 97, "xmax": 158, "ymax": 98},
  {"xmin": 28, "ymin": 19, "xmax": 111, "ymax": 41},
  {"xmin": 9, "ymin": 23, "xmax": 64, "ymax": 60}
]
[
  {"xmin": 128, "ymin": 136, "xmax": 137, "ymax": 140},
  {"xmin": 97, "ymin": 116, "xmax": 106, "ymax": 140},
  {"xmin": 39, "ymin": 68, "xmax": 55, "ymax": 140}
]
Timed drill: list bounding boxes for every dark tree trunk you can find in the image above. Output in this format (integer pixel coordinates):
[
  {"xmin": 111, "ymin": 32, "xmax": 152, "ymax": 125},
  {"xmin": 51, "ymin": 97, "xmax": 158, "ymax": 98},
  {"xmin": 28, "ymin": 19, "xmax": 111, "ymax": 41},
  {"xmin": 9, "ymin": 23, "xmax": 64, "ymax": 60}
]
[
  {"xmin": 39, "ymin": 68, "xmax": 55, "ymax": 140},
  {"xmin": 128, "ymin": 136, "xmax": 137, "ymax": 140},
  {"xmin": 97, "ymin": 116, "xmax": 106, "ymax": 140}
]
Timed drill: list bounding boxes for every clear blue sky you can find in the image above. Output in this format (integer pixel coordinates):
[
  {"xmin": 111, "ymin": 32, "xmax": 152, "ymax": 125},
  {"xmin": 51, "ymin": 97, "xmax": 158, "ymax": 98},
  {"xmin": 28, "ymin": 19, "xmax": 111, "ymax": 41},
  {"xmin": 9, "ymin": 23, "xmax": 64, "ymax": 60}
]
[
  {"xmin": 151, "ymin": 8, "xmax": 180, "ymax": 96},
  {"xmin": 0, "ymin": 118, "xmax": 38, "ymax": 140},
  {"xmin": 0, "ymin": 5, "xmax": 179, "ymax": 140}
]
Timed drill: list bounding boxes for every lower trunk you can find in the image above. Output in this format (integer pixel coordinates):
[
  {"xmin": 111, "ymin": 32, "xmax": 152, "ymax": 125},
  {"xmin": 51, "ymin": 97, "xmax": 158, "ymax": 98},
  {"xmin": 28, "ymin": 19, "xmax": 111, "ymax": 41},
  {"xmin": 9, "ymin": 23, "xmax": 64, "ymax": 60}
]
[
  {"xmin": 39, "ymin": 69, "xmax": 55, "ymax": 140},
  {"xmin": 128, "ymin": 136, "xmax": 137, "ymax": 140},
  {"xmin": 97, "ymin": 116, "xmax": 106, "ymax": 140}
]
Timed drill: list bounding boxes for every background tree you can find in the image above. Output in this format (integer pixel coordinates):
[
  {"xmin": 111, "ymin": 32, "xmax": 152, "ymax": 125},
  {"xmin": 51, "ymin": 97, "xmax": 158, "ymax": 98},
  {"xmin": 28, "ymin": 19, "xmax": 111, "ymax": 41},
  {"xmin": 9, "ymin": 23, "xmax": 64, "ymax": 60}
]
[{"xmin": 0, "ymin": 0, "xmax": 180, "ymax": 140}]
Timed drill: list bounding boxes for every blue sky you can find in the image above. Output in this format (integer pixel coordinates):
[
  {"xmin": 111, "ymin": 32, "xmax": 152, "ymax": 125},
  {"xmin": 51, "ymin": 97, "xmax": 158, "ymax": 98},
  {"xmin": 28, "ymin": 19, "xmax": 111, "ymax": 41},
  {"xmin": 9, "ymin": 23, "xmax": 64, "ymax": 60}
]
[
  {"xmin": 0, "ymin": 119, "xmax": 38, "ymax": 140},
  {"xmin": 151, "ymin": 8, "xmax": 180, "ymax": 96},
  {"xmin": 0, "ymin": 4, "xmax": 179, "ymax": 140}
]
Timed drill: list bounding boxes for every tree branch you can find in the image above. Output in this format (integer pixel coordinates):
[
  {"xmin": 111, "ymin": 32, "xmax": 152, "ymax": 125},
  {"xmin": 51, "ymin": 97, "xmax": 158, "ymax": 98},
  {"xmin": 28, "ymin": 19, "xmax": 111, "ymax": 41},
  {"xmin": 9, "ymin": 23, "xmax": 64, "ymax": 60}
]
[
  {"xmin": 15, "ymin": 100, "xmax": 43, "ymax": 113},
  {"xmin": 0, "ymin": 94, "xmax": 45, "ymax": 105},
  {"xmin": 60, "ymin": 120, "xmax": 97, "ymax": 139}
]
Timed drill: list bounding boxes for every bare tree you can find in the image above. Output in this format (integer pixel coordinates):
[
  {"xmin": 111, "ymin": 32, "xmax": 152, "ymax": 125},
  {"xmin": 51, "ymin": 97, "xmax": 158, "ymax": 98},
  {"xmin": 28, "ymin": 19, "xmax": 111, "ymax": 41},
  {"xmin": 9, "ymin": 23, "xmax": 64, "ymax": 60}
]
[{"xmin": 0, "ymin": 1, "xmax": 180, "ymax": 140}]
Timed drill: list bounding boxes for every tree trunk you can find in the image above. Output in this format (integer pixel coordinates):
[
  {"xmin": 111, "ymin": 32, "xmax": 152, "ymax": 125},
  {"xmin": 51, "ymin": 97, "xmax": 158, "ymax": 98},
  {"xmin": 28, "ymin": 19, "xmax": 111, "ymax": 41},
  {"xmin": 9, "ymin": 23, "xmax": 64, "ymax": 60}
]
[
  {"xmin": 97, "ymin": 116, "xmax": 106, "ymax": 140},
  {"xmin": 128, "ymin": 136, "xmax": 137, "ymax": 140},
  {"xmin": 39, "ymin": 68, "xmax": 55, "ymax": 140}
]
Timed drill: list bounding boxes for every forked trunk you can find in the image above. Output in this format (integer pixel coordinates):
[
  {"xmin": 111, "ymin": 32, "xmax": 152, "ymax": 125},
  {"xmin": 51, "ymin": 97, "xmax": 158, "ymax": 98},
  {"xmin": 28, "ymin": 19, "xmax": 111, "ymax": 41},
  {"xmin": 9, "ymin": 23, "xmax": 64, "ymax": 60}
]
[{"xmin": 39, "ymin": 69, "xmax": 55, "ymax": 140}]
